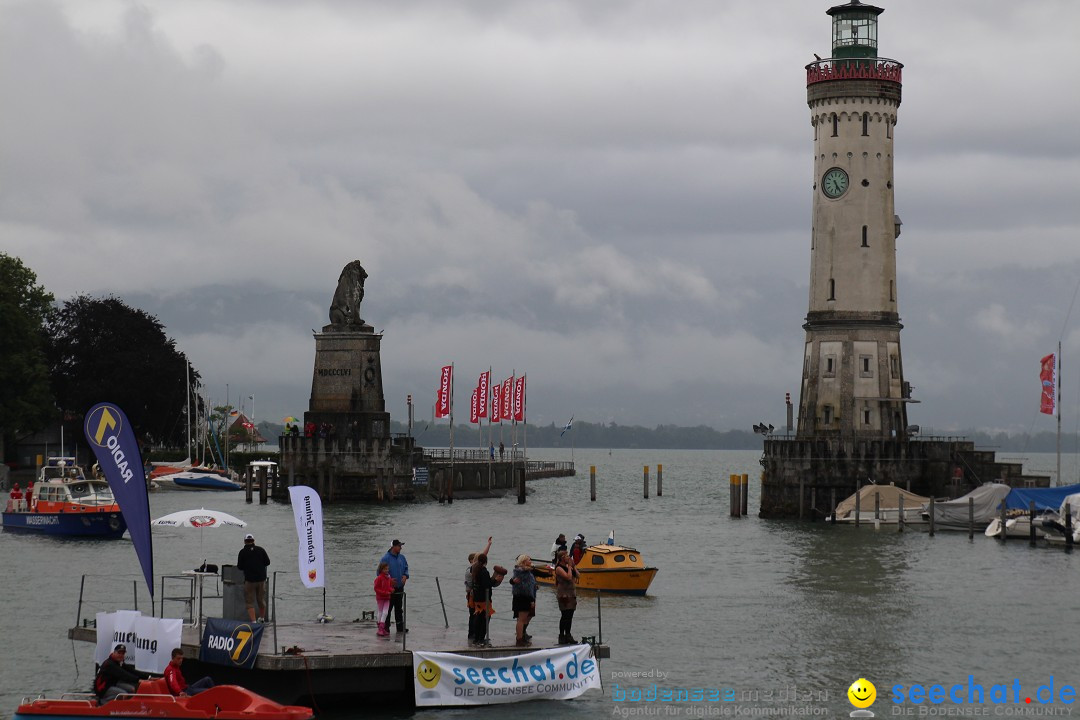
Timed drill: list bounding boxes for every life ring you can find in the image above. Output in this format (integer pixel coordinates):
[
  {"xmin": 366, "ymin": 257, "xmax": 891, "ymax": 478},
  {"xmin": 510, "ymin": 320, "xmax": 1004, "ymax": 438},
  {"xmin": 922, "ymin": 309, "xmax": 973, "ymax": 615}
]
[{"xmin": 109, "ymin": 516, "xmax": 121, "ymax": 530}]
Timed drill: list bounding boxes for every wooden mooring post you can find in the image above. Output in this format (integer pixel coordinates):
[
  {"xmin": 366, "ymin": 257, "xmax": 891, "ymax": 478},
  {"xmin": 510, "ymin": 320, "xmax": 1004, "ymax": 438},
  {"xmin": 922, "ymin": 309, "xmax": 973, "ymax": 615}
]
[
  {"xmin": 1029, "ymin": 501, "xmax": 1037, "ymax": 547},
  {"xmin": 657, "ymin": 464, "xmax": 663, "ymax": 497},
  {"xmin": 997, "ymin": 501, "xmax": 1006, "ymax": 543},
  {"xmin": 729, "ymin": 475, "xmax": 741, "ymax": 517},
  {"xmin": 740, "ymin": 474, "xmax": 748, "ymax": 517},
  {"xmin": 590, "ymin": 466, "xmax": 596, "ymax": 502},
  {"xmin": 928, "ymin": 497, "xmax": 935, "ymax": 537},
  {"xmin": 830, "ymin": 488, "xmax": 837, "ymax": 525},
  {"xmin": 1066, "ymin": 503, "xmax": 1073, "ymax": 550},
  {"xmin": 643, "ymin": 466, "xmax": 649, "ymax": 499},
  {"xmin": 854, "ymin": 486, "xmax": 861, "ymax": 528},
  {"xmin": 898, "ymin": 494, "xmax": 905, "ymax": 532}
]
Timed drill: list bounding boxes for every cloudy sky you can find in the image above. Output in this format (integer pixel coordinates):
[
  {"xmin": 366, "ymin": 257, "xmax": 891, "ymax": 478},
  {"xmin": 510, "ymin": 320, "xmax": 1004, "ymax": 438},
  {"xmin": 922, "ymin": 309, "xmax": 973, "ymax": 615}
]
[{"xmin": 2, "ymin": 0, "xmax": 1079, "ymax": 436}]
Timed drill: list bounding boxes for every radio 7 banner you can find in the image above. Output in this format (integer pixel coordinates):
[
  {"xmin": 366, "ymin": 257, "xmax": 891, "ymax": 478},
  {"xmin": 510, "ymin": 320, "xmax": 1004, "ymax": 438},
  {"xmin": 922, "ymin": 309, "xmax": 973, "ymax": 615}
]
[
  {"xmin": 435, "ymin": 365, "xmax": 453, "ymax": 419},
  {"xmin": 200, "ymin": 618, "xmax": 264, "ymax": 669},
  {"xmin": 84, "ymin": 402, "xmax": 153, "ymax": 597}
]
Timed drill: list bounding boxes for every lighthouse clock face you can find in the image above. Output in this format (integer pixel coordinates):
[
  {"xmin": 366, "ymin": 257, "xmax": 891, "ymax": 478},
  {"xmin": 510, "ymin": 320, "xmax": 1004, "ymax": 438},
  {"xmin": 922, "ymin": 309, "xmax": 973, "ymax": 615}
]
[{"xmin": 822, "ymin": 167, "xmax": 849, "ymax": 198}]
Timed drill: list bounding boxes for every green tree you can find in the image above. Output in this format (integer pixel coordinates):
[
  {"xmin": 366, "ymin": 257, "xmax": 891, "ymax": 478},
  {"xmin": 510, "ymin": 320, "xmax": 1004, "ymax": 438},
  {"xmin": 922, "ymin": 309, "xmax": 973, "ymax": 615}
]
[
  {"xmin": 0, "ymin": 253, "xmax": 56, "ymax": 459},
  {"xmin": 45, "ymin": 295, "xmax": 196, "ymax": 447}
]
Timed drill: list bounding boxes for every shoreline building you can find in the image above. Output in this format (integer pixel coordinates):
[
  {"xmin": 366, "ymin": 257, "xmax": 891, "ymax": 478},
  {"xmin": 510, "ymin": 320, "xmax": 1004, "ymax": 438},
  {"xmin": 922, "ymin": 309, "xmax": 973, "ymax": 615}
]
[{"xmin": 760, "ymin": 1, "xmax": 1047, "ymax": 518}]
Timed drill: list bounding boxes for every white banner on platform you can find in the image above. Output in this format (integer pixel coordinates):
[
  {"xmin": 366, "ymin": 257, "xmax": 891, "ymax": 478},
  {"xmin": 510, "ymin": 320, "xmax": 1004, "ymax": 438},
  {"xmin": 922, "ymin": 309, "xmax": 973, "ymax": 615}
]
[
  {"xmin": 412, "ymin": 644, "xmax": 601, "ymax": 706},
  {"xmin": 289, "ymin": 485, "xmax": 325, "ymax": 588},
  {"xmin": 94, "ymin": 611, "xmax": 182, "ymax": 674}
]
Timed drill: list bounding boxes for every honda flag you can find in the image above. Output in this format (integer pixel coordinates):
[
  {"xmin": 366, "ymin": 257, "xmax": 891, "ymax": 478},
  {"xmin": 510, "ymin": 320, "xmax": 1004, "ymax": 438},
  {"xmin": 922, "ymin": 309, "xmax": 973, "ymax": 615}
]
[
  {"xmin": 435, "ymin": 365, "xmax": 453, "ymax": 419},
  {"xmin": 477, "ymin": 371, "xmax": 490, "ymax": 419},
  {"xmin": 513, "ymin": 375, "xmax": 526, "ymax": 422},
  {"xmin": 491, "ymin": 381, "xmax": 503, "ymax": 422},
  {"xmin": 1040, "ymin": 353, "xmax": 1056, "ymax": 415},
  {"xmin": 470, "ymin": 387, "xmax": 480, "ymax": 424},
  {"xmin": 501, "ymin": 376, "xmax": 513, "ymax": 422}
]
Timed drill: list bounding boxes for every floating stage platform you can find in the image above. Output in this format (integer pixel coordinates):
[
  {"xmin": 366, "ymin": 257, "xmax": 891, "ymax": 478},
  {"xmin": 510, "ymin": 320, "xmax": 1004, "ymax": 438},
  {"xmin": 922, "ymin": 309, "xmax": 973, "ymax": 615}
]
[{"xmin": 69, "ymin": 619, "xmax": 609, "ymax": 708}]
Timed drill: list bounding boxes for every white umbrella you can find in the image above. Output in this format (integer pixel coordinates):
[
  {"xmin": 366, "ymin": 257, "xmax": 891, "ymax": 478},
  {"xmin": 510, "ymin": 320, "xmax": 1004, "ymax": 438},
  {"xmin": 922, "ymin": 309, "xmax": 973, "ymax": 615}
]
[
  {"xmin": 151, "ymin": 508, "xmax": 247, "ymax": 529},
  {"xmin": 151, "ymin": 508, "xmax": 247, "ymax": 558}
]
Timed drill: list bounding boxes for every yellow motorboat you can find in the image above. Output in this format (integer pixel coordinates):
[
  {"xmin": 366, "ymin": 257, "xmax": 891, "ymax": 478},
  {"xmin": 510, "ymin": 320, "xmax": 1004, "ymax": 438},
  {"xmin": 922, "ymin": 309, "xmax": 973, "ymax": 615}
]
[{"xmin": 532, "ymin": 543, "xmax": 657, "ymax": 595}]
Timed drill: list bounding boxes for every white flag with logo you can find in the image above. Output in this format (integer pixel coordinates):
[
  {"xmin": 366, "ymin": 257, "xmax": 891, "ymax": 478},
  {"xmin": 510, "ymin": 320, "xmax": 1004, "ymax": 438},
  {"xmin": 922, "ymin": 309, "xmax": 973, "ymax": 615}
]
[{"xmin": 289, "ymin": 485, "xmax": 325, "ymax": 588}]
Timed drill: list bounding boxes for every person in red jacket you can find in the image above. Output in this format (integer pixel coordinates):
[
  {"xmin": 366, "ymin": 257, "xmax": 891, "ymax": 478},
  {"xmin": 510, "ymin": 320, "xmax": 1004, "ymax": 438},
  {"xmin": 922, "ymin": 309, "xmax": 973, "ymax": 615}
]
[
  {"xmin": 163, "ymin": 648, "xmax": 214, "ymax": 696},
  {"xmin": 374, "ymin": 562, "xmax": 394, "ymax": 636}
]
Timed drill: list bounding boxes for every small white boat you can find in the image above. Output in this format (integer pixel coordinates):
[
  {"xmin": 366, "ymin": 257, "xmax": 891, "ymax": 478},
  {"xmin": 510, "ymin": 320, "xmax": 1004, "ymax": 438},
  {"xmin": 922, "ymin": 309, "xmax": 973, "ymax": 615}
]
[{"xmin": 984, "ymin": 512, "xmax": 1055, "ymax": 539}]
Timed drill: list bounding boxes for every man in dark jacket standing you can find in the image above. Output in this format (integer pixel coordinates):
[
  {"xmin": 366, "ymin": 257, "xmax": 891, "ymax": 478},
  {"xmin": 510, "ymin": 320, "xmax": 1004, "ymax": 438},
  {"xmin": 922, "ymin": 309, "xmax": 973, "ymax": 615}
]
[
  {"xmin": 94, "ymin": 644, "xmax": 150, "ymax": 704},
  {"xmin": 236, "ymin": 533, "xmax": 270, "ymax": 622}
]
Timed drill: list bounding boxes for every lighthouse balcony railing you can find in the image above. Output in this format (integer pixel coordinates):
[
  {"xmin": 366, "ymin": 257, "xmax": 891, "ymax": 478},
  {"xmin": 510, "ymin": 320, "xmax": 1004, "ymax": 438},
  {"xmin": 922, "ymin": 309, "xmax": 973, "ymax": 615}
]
[{"xmin": 806, "ymin": 57, "xmax": 903, "ymax": 86}]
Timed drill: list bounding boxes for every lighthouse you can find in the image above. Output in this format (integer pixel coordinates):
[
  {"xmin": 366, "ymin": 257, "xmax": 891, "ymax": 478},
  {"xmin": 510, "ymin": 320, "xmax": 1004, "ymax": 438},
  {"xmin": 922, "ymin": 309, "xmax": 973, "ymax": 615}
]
[
  {"xmin": 757, "ymin": 2, "xmax": 1052, "ymax": 519},
  {"xmin": 800, "ymin": 0, "xmax": 908, "ymax": 440}
]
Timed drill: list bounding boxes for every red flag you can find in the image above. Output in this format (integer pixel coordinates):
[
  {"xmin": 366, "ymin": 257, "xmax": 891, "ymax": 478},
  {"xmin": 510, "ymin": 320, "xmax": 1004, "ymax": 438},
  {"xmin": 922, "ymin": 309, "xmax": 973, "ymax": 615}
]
[
  {"xmin": 501, "ymin": 376, "xmax": 513, "ymax": 422},
  {"xmin": 491, "ymin": 381, "xmax": 503, "ymax": 423},
  {"xmin": 477, "ymin": 371, "xmax": 490, "ymax": 419},
  {"xmin": 513, "ymin": 375, "xmax": 526, "ymax": 422},
  {"xmin": 435, "ymin": 365, "xmax": 453, "ymax": 419},
  {"xmin": 470, "ymin": 387, "xmax": 480, "ymax": 424},
  {"xmin": 1040, "ymin": 353, "xmax": 1056, "ymax": 415}
]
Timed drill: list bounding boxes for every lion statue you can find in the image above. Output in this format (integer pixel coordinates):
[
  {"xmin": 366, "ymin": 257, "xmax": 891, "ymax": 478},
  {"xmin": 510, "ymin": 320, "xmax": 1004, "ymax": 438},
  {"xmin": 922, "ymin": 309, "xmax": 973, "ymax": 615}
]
[{"xmin": 329, "ymin": 261, "xmax": 368, "ymax": 326}]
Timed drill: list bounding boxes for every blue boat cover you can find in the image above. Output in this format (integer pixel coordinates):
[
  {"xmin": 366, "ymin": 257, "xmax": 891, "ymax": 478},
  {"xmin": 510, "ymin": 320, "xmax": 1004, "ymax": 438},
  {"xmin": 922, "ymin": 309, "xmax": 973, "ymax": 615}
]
[{"xmin": 1004, "ymin": 483, "xmax": 1080, "ymax": 511}]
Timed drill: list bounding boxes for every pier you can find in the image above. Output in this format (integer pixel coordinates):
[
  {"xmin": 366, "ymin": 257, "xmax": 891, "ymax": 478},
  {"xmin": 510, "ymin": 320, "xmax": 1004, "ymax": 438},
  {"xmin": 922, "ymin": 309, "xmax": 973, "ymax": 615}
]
[{"xmin": 68, "ymin": 573, "xmax": 608, "ymax": 708}]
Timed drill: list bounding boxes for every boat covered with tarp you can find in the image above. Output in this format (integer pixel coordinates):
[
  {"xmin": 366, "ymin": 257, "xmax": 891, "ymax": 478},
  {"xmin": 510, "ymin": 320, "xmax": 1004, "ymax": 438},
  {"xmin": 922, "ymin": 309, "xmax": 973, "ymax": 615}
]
[
  {"xmin": 923, "ymin": 483, "xmax": 1010, "ymax": 530},
  {"xmin": 828, "ymin": 483, "xmax": 930, "ymax": 523}
]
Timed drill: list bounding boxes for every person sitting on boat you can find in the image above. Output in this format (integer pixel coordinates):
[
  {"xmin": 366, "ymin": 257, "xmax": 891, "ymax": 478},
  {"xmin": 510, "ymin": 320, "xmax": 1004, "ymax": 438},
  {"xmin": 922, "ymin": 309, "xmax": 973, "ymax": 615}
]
[
  {"xmin": 570, "ymin": 534, "xmax": 587, "ymax": 565},
  {"xmin": 551, "ymin": 533, "xmax": 567, "ymax": 561},
  {"xmin": 164, "ymin": 648, "xmax": 214, "ymax": 697},
  {"xmin": 94, "ymin": 644, "xmax": 151, "ymax": 704},
  {"xmin": 7, "ymin": 482, "xmax": 22, "ymax": 513}
]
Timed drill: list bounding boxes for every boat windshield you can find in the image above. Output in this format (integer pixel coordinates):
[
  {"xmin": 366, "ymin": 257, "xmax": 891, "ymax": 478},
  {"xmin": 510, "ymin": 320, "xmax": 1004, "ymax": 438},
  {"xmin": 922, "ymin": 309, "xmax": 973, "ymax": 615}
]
[{"xmin": 68, "ymin": 481, "xmax": 115, "ymax": 502}]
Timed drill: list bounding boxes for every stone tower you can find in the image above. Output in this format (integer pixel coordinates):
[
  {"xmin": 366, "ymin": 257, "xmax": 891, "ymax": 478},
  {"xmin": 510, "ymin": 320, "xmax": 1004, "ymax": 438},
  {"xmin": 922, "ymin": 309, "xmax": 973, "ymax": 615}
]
[
  {"xmin": 759, "ymin": 2, "xmax": 1051, "ymax": 518},
  {"xmin": 800, "ymin": 0, "xmax": 909, "ymax": 440}
]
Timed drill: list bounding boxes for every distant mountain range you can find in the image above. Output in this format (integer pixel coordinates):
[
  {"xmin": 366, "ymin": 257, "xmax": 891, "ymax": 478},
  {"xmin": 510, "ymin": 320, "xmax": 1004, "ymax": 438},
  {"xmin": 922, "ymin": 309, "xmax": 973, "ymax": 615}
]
[{"xmin": 259, "ymin": 420, "xmax": 1078, "ymax": 452}]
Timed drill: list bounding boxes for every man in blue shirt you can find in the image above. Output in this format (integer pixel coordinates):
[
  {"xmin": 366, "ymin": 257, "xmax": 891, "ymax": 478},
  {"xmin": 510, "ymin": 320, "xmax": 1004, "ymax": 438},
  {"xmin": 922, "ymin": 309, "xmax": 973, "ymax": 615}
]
[{"xmin": 379, "ymin": 539, "xmax": 409, "ymax": 631}]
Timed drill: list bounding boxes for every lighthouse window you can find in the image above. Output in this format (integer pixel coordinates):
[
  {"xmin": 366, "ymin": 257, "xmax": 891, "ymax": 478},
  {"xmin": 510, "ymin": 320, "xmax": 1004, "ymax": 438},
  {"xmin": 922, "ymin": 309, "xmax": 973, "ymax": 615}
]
[
  {"xmin": 828, "ymin": 279, "xmax": 836, "ymax": 300},
  {"xmin": 861, "ymin": 226, "xmax": 868, "ymax": 247},
  {"xmin": 823, "ymin": 405, "xmax": 834, "ymax": 425},
  {"xmin": 890, "ymin": 355, "xmax": 899, "ymax": 376},
  {"xmin": 860, "ymin": 355, "xmax": 873, "ymax": 378},
  {"xmin": 824, "ymin": 355, "xmax": 836, "ymax": 377},
  {"xmin": 863, "ymin": 409, "xmax": 872, "ymax": 425},
  {"xmin": 831, "ymin": 113, "xmax": 838, "ymax": 137},
  {"xmin": 862, "ymin": 113, "xmax": 869, "ymax": 136}
]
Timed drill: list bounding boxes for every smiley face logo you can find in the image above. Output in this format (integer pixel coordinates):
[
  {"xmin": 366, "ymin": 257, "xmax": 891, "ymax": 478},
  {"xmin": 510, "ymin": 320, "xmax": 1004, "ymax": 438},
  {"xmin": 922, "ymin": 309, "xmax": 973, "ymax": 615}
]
[
  {"xmin": 416, "ymin": 660, "xmax": 441, "ymax": 689},
  {"xmin": 848, "ymin": 678, "xmax": 876, "ymax": 709}
]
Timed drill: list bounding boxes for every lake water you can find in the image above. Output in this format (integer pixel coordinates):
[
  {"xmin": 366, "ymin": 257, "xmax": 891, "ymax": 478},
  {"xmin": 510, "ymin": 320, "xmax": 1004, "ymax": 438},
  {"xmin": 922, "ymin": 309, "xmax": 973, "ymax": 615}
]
[{"xmin": 3, "ymin": 448, "xmax": 1080, "ymax": 718}]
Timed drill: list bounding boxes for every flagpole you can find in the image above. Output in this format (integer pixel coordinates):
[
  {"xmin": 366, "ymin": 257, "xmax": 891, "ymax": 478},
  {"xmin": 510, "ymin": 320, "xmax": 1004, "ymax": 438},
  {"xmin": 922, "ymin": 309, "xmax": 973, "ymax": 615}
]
[
  {"xmin": 449, "ymin": 363, "xmax": 455, "ymax": 504},
  {"xmin": 487, "ymin": 366, "xmax": 492, "ymax": 491},
  {"xmin": 522, "ymin": 374, "xmax": 528, "ymax": 482},
  {"xmin": 1057, "ymin": 341, "xmax": 1062, "ymax": 487}
]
